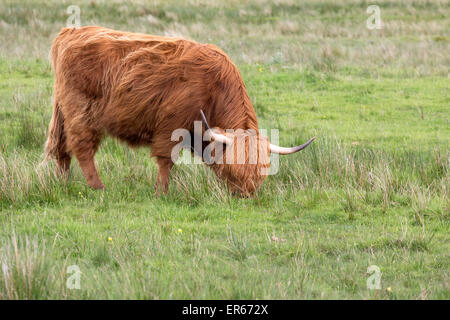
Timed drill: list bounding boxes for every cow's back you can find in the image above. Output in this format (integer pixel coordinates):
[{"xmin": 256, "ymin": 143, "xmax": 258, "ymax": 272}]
[{"xmin": 51, "ymin": 26, "xmax": 181, "ymax": 101}]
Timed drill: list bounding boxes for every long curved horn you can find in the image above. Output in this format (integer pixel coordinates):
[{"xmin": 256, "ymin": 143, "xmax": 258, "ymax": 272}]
[
  {"xmin": 270, "ymin": 137, "xmax": 316, "ymax": 155},
  {"xmin": 200, "ymin": 110, "xmax": 233, "ymax": 145}
]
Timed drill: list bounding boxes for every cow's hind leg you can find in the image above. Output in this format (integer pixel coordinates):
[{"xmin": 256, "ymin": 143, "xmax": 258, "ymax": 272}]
[
  {"xmin": 67, "ymin": 124, "xmax": 104, "ymax": 190},
  {"xmin": 155, "ymin": 157, "xmax": 174, "ymax": 196}
]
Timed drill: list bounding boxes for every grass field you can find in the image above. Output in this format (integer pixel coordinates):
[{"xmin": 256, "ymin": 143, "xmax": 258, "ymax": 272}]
[{"xmin": 0, "ymin": 0, "xmax": 448, "ymax": 299}]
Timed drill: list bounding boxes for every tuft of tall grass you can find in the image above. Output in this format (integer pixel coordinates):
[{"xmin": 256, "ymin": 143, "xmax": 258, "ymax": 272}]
[
  {"xmin": 225, "ymin": 227, "xmax": 248, "ymax": 261},
  {"xmin": 0, "ymin": 232, "xmax": 63, "ymax": 299},
  {"xmin": 0, "ymin": 152, "xmax": 63, "ymax": 206}
]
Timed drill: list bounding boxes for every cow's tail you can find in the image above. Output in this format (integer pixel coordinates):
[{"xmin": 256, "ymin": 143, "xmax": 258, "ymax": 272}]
[{"xmin": 44, "ymin": 101, "xmax": 66, "ymax": 161}]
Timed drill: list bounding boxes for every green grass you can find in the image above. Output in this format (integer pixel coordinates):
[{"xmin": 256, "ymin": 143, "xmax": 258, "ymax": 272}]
[{"xmin": 0, "ymin": 0, "xmax": 449, "ymax": 299}]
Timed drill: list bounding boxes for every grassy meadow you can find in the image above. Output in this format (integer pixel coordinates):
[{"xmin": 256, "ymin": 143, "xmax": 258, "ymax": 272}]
[{"xmin": 0, "ymin": 0, "xmax": 449, "ymax": 299}]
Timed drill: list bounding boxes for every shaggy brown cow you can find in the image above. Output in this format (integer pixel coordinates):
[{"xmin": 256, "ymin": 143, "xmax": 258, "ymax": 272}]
[{"xmin": 45, "ymin": 26, "xmax": 314, "ymax": 196}]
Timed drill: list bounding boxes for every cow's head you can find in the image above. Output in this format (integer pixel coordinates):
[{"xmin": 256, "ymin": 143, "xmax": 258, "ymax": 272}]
[{"xmin": 200, "ymin": 110, "xmax": 315, "ymax": 196}]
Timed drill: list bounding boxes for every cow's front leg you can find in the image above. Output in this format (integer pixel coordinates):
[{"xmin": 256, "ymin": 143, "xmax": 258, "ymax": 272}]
[{"xmin": 155, "ymin": 157, "xmax": 174, "ymax": 196}]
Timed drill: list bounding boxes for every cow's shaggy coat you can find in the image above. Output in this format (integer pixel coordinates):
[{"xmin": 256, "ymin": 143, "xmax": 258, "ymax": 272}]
[{"xmin": 45, "ymin": 26, "xmax": 299, "ymax": 195}]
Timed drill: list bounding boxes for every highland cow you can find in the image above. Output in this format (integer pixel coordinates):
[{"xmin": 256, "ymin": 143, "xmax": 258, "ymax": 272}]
[{"xmin": 45, "ymin": 26, "xmax": 314, "ymax": 196}]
